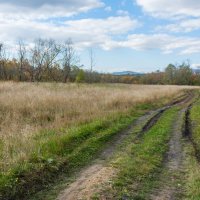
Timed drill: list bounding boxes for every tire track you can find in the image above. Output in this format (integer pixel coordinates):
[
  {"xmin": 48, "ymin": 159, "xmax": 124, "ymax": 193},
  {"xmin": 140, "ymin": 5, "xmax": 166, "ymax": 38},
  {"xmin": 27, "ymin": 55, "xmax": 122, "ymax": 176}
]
[
  {"xmin": 149, "ymin": 93, "xmax": 195, "ymax": 200},
  {"xmin": 184, "ymin": 95, "xmax": 200, "ymax": 162},
  {"xmin": 57, "ymin": 92, "xmax": 193, "ymax": 200},
  {"xmin": 150, "ymin": 109, "xmax": 186, "ymax": 200},
  {"xmin": 57, "ymin": 109, "xmax": 164, "ymax": 200}
]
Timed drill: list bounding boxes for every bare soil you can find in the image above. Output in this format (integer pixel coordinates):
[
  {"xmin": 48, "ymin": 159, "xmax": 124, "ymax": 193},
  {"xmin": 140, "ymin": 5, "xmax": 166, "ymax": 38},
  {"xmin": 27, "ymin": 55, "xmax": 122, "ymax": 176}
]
[
  {"xmin": 58, "ymin": 162, "xmax": 115, "ymax": 200},
  {"xmin": 57, "ymin": 108, "xmax": 167, "ymax": 200}
]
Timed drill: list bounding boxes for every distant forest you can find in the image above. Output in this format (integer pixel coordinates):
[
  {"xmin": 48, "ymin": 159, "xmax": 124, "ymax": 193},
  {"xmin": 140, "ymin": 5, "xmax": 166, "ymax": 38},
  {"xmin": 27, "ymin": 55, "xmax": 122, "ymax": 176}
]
[{"xmin": 0, "ymin": 38, "xmax": 199, "ymax": 85}]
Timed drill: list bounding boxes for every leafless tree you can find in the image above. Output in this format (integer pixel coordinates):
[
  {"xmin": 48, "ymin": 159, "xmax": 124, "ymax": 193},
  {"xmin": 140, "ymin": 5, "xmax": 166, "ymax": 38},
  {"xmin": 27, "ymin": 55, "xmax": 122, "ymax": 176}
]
[
  {"xmin": 89, "ymin": 48, "xmax": 95, "ymax": 83},
  {"xmin": 0, "ymin": 43, "xmax": 9, "ymax": 80},
  {"xmin": 18, "ymin": 40, "xmax": 27, "ymax": 81},
  {"xmin": 43, "ymin": 39, "xmax": 62, "ymax": 81},
  {"xmin": 62, "ymin": 39, "xmax": 78, "ymax": 83},
  {"xmin": 29, "ymin": 39, "xmax": 46, "ymax": 81},
  {"xmin": 89, "ymin": 48, "xmax": 95, "ymax": 72},
  {"xmin": 29, "ymin": 38, "xmax": 61, "ymax": 81}
]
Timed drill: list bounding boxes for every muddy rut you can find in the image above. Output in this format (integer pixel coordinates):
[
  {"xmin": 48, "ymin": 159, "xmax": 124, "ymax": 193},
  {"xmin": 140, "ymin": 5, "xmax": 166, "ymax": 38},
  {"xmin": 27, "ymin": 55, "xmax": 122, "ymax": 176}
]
[
  {"xmin": 57, "ymin": 93, "xmax": 194, "ymax": 200},
  {"xmin": 57, "ymin": 108, "xmax": 163, "ymax": 200},
  {"xmin": 150, "ymin": 94, "xmax": 195, "ymax": 200},
  {"xmin": 184, "ymin": 99, "xmax": 200, "ymax": 162},
  {"xmin": 150, "ymin": 109, "xmax": 186, "ymax": 200}
]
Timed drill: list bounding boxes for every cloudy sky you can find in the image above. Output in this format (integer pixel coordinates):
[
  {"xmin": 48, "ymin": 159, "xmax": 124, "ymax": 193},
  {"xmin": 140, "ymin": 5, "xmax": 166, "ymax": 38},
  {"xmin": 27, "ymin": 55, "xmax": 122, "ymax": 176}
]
[{"xmin": 1, "ymin": 0, "xmax": 200, "ymax": 72}]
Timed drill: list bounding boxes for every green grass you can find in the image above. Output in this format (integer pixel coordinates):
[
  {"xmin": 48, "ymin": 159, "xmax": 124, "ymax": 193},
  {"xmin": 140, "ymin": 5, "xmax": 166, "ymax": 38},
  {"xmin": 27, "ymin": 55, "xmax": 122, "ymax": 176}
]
[
  {"xmin": 184, "ymin": 99, "xmax": 200, "ymax": 200},
  {"xmin": 100, "ymin": 106, "xmax": 180, "ymax": 199},
  {"xmin": 190, "ymin": 99, "xmax": 200, "ymax": 153},
  {"xmin": 0, "ymin": 102, "xmax": 155, "ymax": 200},
  {"xmin": 184, "ymin": 143, "xmax": 200, "ymax": 200}
]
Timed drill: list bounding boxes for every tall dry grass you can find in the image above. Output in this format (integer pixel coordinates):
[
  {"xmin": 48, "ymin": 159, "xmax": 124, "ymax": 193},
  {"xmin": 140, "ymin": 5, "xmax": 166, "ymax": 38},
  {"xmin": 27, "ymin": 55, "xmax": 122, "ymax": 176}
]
[{"xmin": 0, "ymin": 82, "xmax": 196, "ymax": 170}]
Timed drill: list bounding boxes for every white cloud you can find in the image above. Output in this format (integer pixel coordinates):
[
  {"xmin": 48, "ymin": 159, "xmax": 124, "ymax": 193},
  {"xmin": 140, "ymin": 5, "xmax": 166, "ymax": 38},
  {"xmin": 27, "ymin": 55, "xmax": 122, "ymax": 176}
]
[
  {"xmin": 135, "ymin": 0, "xmax": 200, "ymax": 18},
  {"xmin": 134, "ymin": 0, "xmax": 200, "ymax": 54},
  {"xmin": 117, "ymin": 10, "xmax": 129, "ymax": 16},
  {"xmin": 0, "ymin": 0, "xmax": 100, "ymax": 8},
  {"xmin": 64, "ymin": 16, "xmax": 137, "ymax": 35},
  {"xmin": 156, "ymin": 18, "xmax": 200, "ymax": 33},
  {"xmin": 105, "ymin": 6, "xmax": 112, "ymax": 12},
  {"xmin": 2, "ymin": 17, "xmax": 200, "ymax": 55},
  {"xmin": 192, "ymin": 64, "xmax": 200, "ymax": 68},
  {"xmin": 0, "ymin": 16, "xmax": 139, "ymax": 50},
  {"xmin": 1, "ymin": 0, "xmax": 200, "ymax": 57},
  {"xmin": 0, "ymin": 0, "xmax": 104, "ymax": 19},
  {"xmin": 103, "ymin": 34, "xmax": 200, "ymax": 54}
]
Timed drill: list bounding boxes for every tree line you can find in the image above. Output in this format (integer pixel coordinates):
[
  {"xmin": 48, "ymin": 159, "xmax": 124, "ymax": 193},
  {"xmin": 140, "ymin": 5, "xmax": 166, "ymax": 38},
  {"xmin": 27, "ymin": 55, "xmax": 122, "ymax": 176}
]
[
  {"xmin": 140, "ymin": 62, "xmax": 199, "ymax": 85},
  {"xmin": 0, "ymin": 38, "xmax": 82, "ymax": 82},
  {"xmin": 0, "ymin": 38, "xmax": 199, "ymax": 85}
]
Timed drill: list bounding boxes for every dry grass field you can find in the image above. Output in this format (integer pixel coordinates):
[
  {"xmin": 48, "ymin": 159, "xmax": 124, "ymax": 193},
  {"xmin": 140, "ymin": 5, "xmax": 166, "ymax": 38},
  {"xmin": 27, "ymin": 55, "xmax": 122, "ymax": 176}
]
[
  {"xmin": 0, "ymin": 82, "xmax": 195, "ymax": 171},
  {"xmin": 1, "ymin": 82, "xmax": 200, "ymax": 200}
]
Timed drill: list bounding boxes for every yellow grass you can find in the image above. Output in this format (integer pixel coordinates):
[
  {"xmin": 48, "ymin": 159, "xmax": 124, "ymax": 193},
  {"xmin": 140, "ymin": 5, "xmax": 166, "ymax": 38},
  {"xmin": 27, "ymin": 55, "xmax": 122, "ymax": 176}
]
[{"xmin": 0, "ymin": 82, "xmax": 196, "ymax": 170}]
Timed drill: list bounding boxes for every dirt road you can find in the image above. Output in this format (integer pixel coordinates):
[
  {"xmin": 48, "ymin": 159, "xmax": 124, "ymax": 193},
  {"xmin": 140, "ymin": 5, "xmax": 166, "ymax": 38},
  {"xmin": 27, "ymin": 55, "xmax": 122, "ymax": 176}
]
[{"xmin": 57, "ymin": 93, "xmax": 194, "ymax": 200}]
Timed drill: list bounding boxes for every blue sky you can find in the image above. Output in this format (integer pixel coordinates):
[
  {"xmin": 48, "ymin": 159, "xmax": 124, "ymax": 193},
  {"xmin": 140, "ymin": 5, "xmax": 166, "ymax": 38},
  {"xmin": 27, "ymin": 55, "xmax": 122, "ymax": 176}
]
[{"xmin": 1, "ymin": 0, "xmax": 200, "ymax": 72}]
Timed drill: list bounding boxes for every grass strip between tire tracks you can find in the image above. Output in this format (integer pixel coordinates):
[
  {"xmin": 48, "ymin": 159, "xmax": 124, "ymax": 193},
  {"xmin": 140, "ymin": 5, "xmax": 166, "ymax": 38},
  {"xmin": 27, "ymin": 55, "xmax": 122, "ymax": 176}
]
[{"xmin": 99, "ymin": 106, "xmax": 180, "ymax": 199}]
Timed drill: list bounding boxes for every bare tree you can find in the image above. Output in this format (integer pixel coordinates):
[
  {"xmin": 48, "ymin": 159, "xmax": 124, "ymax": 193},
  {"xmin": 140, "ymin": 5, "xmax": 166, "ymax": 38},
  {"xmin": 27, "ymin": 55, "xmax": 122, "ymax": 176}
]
[
  {"xmin": 29, "ymin": 39, "xmax": 45, "ymax": 81},
  {"xmin": 89, "ymin": 48, "xmax": 95, "ymax": 83},
  {"xmin": 43, "ymin": 39, "xmax": 61, "ymax": 81},
  {"xmin": 0, "ymin": 43, "xmax": 4, "ymax": 79},
  {"xmin": 0, "ymin": 43, "xmax": 9, "ymax": 80},
  {"xmin": 29, "ymin": 38, "xmax": 60, "ymax": 81},
  {"xmin": 62, "ymin": 39, "xmax": 78, "ymax": 83},
  {"xmin": 18, "ymin": 40, "xmax": 26, "ymax": 81}
]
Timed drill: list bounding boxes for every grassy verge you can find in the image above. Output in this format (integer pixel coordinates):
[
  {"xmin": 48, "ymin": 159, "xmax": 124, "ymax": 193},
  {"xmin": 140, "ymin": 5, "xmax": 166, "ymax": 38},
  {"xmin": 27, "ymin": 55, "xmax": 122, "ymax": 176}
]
[
  {"xmin": 184, "ymin": 143, "xmax": 200, "ymax": 200},
  {"xmin": 190, "ymin": 99, "xmax": 200, "ymax": 153},
  {"xmin": 184, "ymin": 98, "xmax": 200, "ymax": 200},
  {"xmin": 99, "ymin": 106, "xmax": 180, "ymax": 199},
  {"xmin": 0, "ymin": 101, "xmax": 163, "ymax": 200}
]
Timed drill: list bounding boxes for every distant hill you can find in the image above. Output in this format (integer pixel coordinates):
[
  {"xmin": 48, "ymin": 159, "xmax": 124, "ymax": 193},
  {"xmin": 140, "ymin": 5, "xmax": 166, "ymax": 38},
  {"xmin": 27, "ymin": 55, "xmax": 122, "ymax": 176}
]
[
  {"xmin": 112, "ymin": 71, "xmax": 145, "ymax": 76},
  {"xmin": 192, "ymin": 68, "xmax": 200, "ymax": 74}
]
